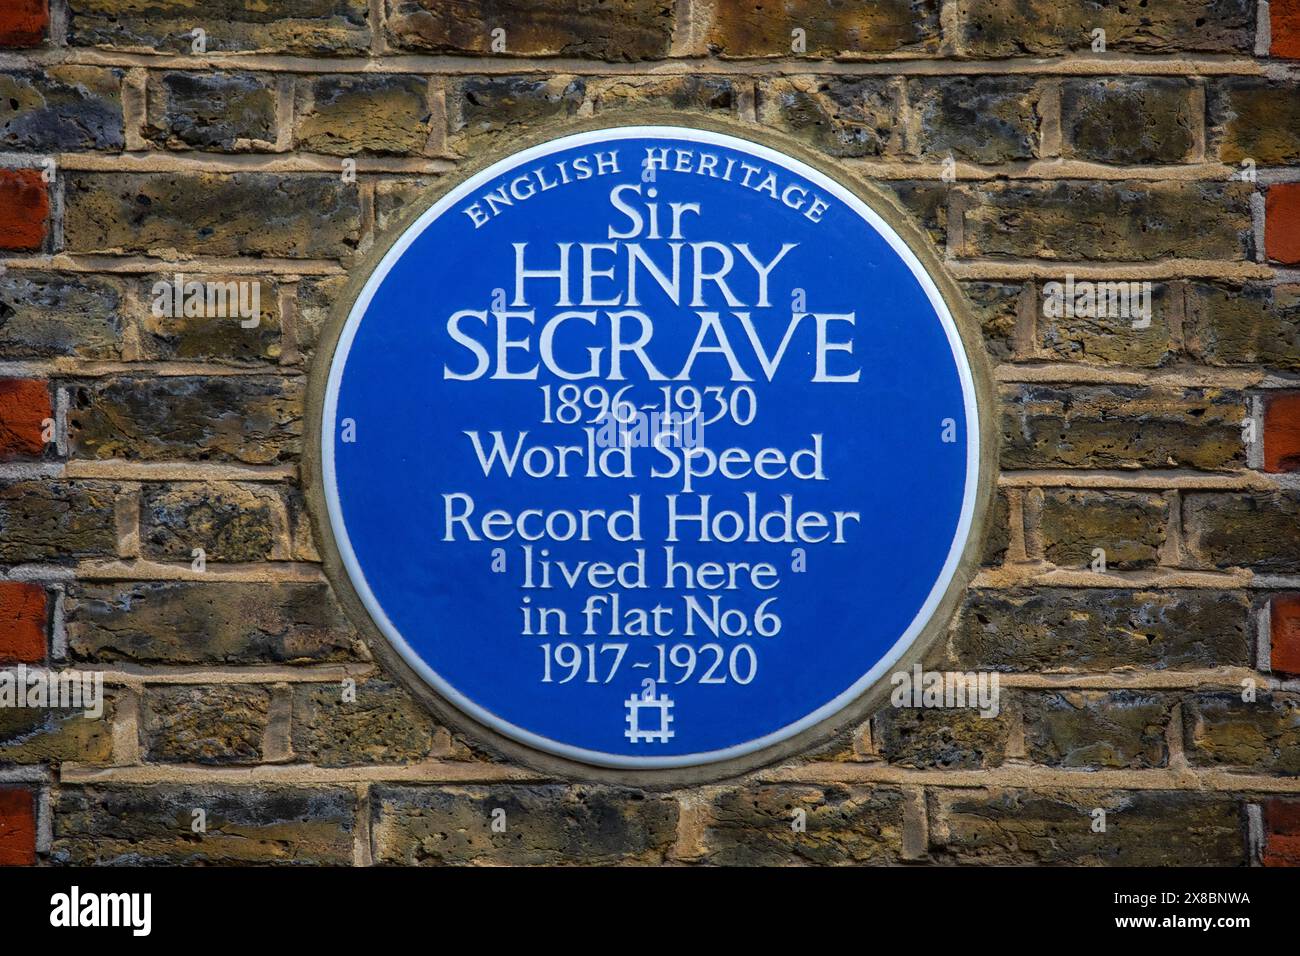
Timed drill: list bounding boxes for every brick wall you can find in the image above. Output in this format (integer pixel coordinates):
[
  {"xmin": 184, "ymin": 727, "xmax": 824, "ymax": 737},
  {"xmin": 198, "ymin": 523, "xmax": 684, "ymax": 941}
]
[{"xmin": 0, "ymin": 0, "xmax": 1297, "ymax": 866}]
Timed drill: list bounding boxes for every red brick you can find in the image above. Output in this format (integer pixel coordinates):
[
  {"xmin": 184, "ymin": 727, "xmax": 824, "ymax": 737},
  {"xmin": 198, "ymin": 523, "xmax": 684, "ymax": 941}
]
[
  {"xmin": 1266, "ymin": 184, "xmax": 1300, "ymax": 264},
  {"xmin": 0, "ymin": 581, "xmax": 46, "ymax": 663},
  {"xmin": 0, "ymin": 170, "xmax": 49, "ymax": 252},
  {"xmin": 0, "ymin": 789, "xmax": 35, "ymax": 866},
  {"xmin": 1263, "ymin": 798, "xmax": 1300, "ymax": 866},
  {"xmin": 1272, "ymin": 595, "xmax": 1300, "ymax": 676},
  {"xmin": 1264, "ymin": 392, "xmax": 1300, "ymax": 473},
  {"xmin": 1275, "ymin": 0, "xmax": 1300, "ymax": 59},
  {"xmin": 0, "ymin": 0, "xmax": 47, "ymax": 48},
  {"xmin": 0, "ymin": 379, "xmax": 50, "ymax": 462}
]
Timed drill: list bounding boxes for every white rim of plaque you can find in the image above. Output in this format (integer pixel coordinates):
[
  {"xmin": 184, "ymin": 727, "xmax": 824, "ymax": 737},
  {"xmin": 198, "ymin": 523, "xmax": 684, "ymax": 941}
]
[{"xmin": 322, "ymin": 125, "xmax": 981, "ymax": 769}]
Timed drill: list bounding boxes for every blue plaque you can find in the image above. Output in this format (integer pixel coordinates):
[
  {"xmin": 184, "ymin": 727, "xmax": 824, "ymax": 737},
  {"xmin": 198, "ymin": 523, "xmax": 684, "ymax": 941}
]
[{"xmin": 322, "ymin": 126, "xmax": 980, "ymax": 768}]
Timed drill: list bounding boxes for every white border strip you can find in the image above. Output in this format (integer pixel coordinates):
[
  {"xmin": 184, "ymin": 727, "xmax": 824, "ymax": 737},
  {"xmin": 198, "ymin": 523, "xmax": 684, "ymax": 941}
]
[{"xmin": 322, "ymin": 126, "xmax": 981, "ymax": 769}]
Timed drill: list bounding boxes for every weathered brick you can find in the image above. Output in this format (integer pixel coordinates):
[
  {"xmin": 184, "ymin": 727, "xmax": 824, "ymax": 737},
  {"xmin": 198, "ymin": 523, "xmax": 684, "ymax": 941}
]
[
  {"xmin": 1272, "ymin": 594, "xmax": 1300, "ymax": 676},
  {"xmin": 955, "ymin": 0, "xmax": 1256, "ymax": 56},
  {"xmin": 141, "ymin": 685, "xmax": 270, "ymax": 765},
  {"xmin": 909, "ymin": 76, "xmax": 1039, "ymax": 163},
  {"xmin": 1266, "ymin": 184, "xmax": 1300, "ymax": 264},
  {"xmin": 295, "ymin": 274, "xmax": 350, "ymax": 366},
  {"xmin": 757, "ymin": 76, "xmax": 900, "ymax": 158},
  {"xmin": 0, "ymin": 66, "xmax": 123, "ymax": 151},
  {"xmin": 1183, "ymin": 492, "xmax": 1300, "ymax": 572},
  {"xmin": 67, "ymin": 376, "xmax": 302, "ymax": 465},
  {"xmin": 1061, "ymin": 78, "xmax": 1196, "ymax": 165},
  {"xmin": 291, "ymin": 679, "xmax": 440, "ymax": 766},
  {"xmin": 285, "ymin": 487, "xmax": 321, "ymax": 561},
  {"xmin": 1265, "ymin": 393, "xmax": 1300, "ymax": 473},
  {"xmin": 1184, "ymin": 692, "xmax": 1300, "ymax": 774},
  {"xmin": 0, "ymin": 379, "xmax": 51, "ymax": 462},
  {"xmin": 53, "ymin": 785, "xmax": 356, "ymax": 864},
  {"xmin": 0, "ymin": 480, "xmax": 118, "ymax": 563},
  {"xmin": 706, "ymin": 0, "xmax": 940, "ymax": 56},
  {"xmin": 1274, "ymin": 0, "xmax": 1300, "ymax": 57},
  {"xmin": 1022, "ymin": 691, "xmax": 1172, "ymax": 768},
  {"xmin": 1000, "ymin": 384, "xmax": 1245, "ymax": 470},
  {"xmin": 67, "ymin": 0, "xmax": 371, "ymax": 55},
  {"xmin": 1262, "ymin": 798, "xmax": 1300, "ymax": 866},
  {"xmin": 933, "ymin": 789, "xmax": 1244, "ymax": 865},
  {"xmin": 448, "ymin": 76, "xmax": 585, "ymax": 155},
  {"xmin": 372, "ymin": 178, "xmax": 439, "ymax": 236},
  {"xmin": 140, "ymin": 483, "xmax": 284, "ymax": 563},
  {"xmin": 138, "ymin": 276, "xmax": 281, "ymax": 364},
  {"xmin": 702, "ymin": 786, "xmax": 906, "ymax": 865},
  {"xmin": 0, "ymin": 696, "xmax": 115, "ymax": 764},
  {"xmin": 0, "ymin": 788, "xmax": 36, "ymax": 866},
  {"xmin": 982, "ymin": 488, "xmax": 1010, "ymax": 566},
  {"xmin": 1184, "ymin": 282, "xmax": 1300, "ymax": 371},
  {"xmin": 959, "ymin": 182, "xmax": 1253, "ymax": 261},
  {"xmin": 386, "ymin": 0, "xmax": 673, "ymax": 59},
  {"xmin": 882, "ymin": 181, "xmax": 948, "ymax": 249},
  {"xmin": 0, "ymin": 272, "xmax": 125, "ymax": 360},
  {"xmin": 1031, "ymin": 489, "xmax": 1168, "ymax": 570},
  {"xmin": 145, "ymin": 72, "xmax": 277, "ymax": 151},
  {"xmin": 295, "ymin": 75, "xmax": 432, "ymax": 155},
  {"xmin": 1209, "ymin": 79, "xmax": 1300, "ymax": 165},
  {"xmin": 66, "ymin": 581, "xmax": 360, "ymax": 665},
  {"xmin": 949, "ymin": 589, "xmax": 1251, "ymax": 672},
  {"xmin": 1038, "ymin": 282, "xmax": 1175, "ymax": 367},
  {"xmin": 0, "ymin": 169, "xmax": 49, "ymax": 252},
  {"xmin": 0, "ymin": 582, "xmax": 45, "ymax": 663},
  {"xmin": 63, "ymin": 173, "xmax": 361, "ymax": 258},
  {"xmin": 874, "ymin": 707, "xmax": 1008, "ymax": 769},
  {"xmin": 372, "ymin": 785, "xmax": 678, "ymax": 865},
  {"xmin": 961, "ymin": 281, "xmax": 1023, "ymax": 363},
  {"xmin": 0, "ymin": 0, "xmax": 47, "ymax": 48},
  {"xmin": 590, "ymin": 76, "xmax": 738, "ymax": 116}
]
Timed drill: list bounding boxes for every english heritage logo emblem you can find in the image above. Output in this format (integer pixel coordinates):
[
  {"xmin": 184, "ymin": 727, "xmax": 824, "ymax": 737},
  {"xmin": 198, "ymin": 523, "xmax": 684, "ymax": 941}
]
[{"xmin": 321, "ymin": 126, "xmax": 980, "ymax": 768}]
